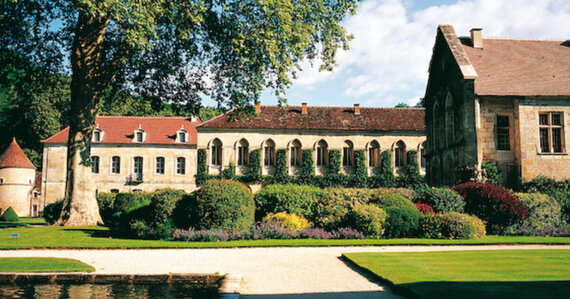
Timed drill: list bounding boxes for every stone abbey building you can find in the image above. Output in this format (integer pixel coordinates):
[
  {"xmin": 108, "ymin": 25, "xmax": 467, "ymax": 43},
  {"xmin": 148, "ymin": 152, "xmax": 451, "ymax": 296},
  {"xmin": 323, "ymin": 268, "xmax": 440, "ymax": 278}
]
[
  {"xmin": 38, "ymin": 104, "xmax": 426, "ymax": 207},
  {"xmin": 424, "ymin": 25, "xmax": 570, "ymax": 186}
]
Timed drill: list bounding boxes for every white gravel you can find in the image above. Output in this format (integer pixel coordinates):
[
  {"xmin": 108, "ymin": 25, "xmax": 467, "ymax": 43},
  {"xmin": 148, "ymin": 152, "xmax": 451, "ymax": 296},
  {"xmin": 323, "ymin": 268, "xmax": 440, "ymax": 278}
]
[{"xmin": 1, "ymin": 245, "xmax": 569, "ymax": 298}]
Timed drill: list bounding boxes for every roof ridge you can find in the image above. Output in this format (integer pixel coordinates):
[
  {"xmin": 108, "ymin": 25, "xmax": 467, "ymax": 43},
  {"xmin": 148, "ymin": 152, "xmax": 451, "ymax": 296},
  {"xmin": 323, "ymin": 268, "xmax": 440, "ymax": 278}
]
[
  {"xmin": 259, "ymin": 105, "xmax": 424, "ymax": 110},
  {"xmin": 459, "ymin": 36, "xmax": 566, "ymax": 42},
  {"xmin": 96, "ymin": 115, "xmax": 192, "ymax": 119}
]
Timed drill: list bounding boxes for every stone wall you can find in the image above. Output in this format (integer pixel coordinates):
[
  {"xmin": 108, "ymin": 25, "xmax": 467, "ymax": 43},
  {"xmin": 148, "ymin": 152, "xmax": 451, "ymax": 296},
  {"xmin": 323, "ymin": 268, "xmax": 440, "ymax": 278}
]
[
  {"xmin": 197, "ymin": 129, "xmax": 426, "ymax": 176},
  {"xmin": 42, "ymin": 143, "xmax": 197, "ymax": 207},
  {"xmin": 0, "ymin": 167, "xmax": 36, "ymax": 216}
]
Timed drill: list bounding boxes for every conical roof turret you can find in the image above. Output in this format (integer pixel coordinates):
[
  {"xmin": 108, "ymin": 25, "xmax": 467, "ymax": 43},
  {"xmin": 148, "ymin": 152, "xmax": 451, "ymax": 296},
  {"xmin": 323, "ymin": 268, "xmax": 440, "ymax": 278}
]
[{"xmin": 0, "ymin": 138, "xmax": 36, "ymax": 169}]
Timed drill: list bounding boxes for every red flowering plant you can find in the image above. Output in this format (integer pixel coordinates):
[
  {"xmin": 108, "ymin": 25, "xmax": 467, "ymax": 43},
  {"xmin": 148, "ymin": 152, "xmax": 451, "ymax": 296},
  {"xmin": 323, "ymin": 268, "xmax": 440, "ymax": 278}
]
[
  {"xmin": 414, "ymin": 202, "xmax": 435, "ymax": 215},
  {"xmin": 452, "ymin": 182, "xmax": 529, "ymax": 234}
]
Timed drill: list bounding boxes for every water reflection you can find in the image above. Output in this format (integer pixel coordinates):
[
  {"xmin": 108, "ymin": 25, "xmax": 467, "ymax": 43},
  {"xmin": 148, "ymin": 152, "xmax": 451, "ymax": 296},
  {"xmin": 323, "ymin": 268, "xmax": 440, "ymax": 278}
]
[{"xmin": 0, "ymin": 283, "xmax": 218, "ymax": 298}]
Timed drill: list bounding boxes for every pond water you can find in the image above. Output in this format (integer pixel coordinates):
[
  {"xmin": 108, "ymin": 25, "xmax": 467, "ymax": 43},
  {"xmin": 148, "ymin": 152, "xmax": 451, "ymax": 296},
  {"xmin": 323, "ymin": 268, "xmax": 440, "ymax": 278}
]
[{"xmin": 0, "ymin": 282, "xmax": 219, "ymax": 298}]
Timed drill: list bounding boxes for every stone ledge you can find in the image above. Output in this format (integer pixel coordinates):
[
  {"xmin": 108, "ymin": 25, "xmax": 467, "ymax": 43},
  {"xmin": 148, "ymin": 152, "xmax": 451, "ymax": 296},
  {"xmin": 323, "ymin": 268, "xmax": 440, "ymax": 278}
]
[{"xmin": 0, "ymin": 273, "xmax": 224, "ymax": 286}]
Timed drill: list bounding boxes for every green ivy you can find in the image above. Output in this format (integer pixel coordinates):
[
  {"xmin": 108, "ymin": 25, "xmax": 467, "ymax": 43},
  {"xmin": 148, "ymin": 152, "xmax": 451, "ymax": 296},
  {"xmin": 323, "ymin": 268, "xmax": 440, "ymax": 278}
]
[
  {"xmin": 328, "ymin": 149, "xmax": 341, "ymax": 175},
  {"xmin": 221, "ymin": 162, "xmax": 236, "ymax": 179},
  {"xmin": 274, "ymin": 149, "xmax": 289, "ymax": 183},
  {"xmin": 373, "ymin": 150, "xmax": 395, "ymax": 187},
  {"xmin": 196, "ymin": 148, "xmax": 208, "ymax": 186},
  {"xmin": 481, "ymin": 161, "xmax": 499, "ymax": 185},
  {"xmin": 354, "ymin": 150, "xmax": 366, "ymax": 178},
  {"xmin": 400, "ymin": 150, "xmax": 423, "ymax": 188},
  {"xmin": 247, "ymin": 149, "xmax": 262, "ymax": 181}
]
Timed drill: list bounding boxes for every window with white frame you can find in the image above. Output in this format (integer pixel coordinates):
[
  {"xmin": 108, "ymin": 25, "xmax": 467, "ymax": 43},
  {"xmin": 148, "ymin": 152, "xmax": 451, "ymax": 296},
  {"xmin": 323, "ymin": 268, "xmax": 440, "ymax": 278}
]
[{"xmin": 539, "ymin": 112, "xmax": 564, "ymax": 153}]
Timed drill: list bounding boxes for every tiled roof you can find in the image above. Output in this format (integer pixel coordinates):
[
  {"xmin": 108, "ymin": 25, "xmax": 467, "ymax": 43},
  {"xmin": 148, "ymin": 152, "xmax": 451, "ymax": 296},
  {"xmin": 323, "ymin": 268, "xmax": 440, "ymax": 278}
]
[
  {"xmin": 198, "ymin": 106, "xmax": 425, "ymax": 132},
  {"xmin": 43, "ymin": 116, "xmax": 200, "ymax": 145},
  {"xmin": 459, "ymin": 35, "xmax": 570, "ymax": 96},
  {"xmin": 0, "ymin": 138, "xmax": 36, "ymax": 169}
]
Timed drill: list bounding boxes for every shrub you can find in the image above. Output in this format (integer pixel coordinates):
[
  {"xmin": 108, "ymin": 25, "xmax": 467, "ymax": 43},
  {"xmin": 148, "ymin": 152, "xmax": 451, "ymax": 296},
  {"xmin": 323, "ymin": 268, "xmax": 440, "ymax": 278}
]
[
  {"xmin": 439, "ymin": 212, "xmax": 486, "ymax": 239},
  {"xmin": 328, "ymin": 150, "xmax": 341, "ymax": 175},
  {"xmin": 314, "ymin": 188, "xmax": 372, "ymax": 229},
  {"xmin": 384, "ymin": 206, "xmax": 422, "ymax": 238},
  {"xmin": 113, "ymin": 192, "xmax": 152, "ymax": 212},
  {"xmin": 345, "ymin": 204, "xmax": 387, "ymax": 238},
  {"xmin": 371, "ymin": 189, "xmax": 417, "ymax": 210},
  {"xmin": 43, "ymin": 200, "xmax": 63, "ymax": 224},
  {"xmin": 196, "ymin": 148, "xmax": 207, "ymax": 186},
  {"xmin": 506, "ymin": 193, "xmax": 564, "ymax": 236},
  {"xmin": 255, "ymin": 184, "xmax": 323, "ymax": 221},
  {"xmin": 246, "ymin": 149, "xmax": 261, "ymax": 181},
  {"xmin": 0, "ymin": 207, "xmax": 19, "ymax": 222},
  {"xmin": 130, "ymin": 189, "xmax": 187, "ymax": 240},
  {"xmin": 274, "ymin": 149, "xmax": 289, "ymax": 183},
  {"xmin": 96, "ymin": 192, "xmax": 117, "ymax": 224},
  {"xmin": 521, "ymin": 177, "xmax": 570, "ymax": 223},
  {"xmin": 415, "ymin": 202, "xmax": 435, "ymax": 215},
  {"xmin": 412, "ymin": 187, "xmax": 465, "ymax": 213},
  {"xmin": 452, "ymin": 182, "xmax": 529, "ymax": 234},
  {"xmin": 417, "ymin": 215, "xmax": 444, "ymax": 239},
  {"xmin": 262, "ymin": 212, "xmax": 311, "ymax": 232},
  {"xmin": 481, "ymin": 162, "xmax": 499, "ymax": 185},
  {"xmin": 195, "ymin": 179, "xmax": 254, "ymax": 231}
]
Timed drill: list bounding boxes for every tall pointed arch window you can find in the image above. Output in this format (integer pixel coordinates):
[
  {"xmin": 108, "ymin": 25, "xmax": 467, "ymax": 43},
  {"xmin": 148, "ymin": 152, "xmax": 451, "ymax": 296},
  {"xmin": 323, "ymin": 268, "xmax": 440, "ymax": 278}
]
[
  {"xmin": 264, "ymin": 139, "xmax": 276, "ymax": 166},
  {"xmin": 445, "ymin": 92, "xmax": 454, "ymax": 145},
  {"xmin": 211, "ymin": 139, "xmax": 222, "ymax": 166},
  {"xmin": 237, "ymin": 139, "xmax": 249, "ymax": 166},
  {"xmin": 395, "ymin": 141, "xmax": 406, "ymax": 168},
  {"xmin": 342, "ymin": 140, "xmax": 354, "ymax": 166},
  {"xmin": 316, "ymin": 140, "xmax": 328, "ymax": 166},
  {"xmin": 290, "ymin": 140, "xmax": 302, "ymax": 167},
  {"xmin": 368, "ymin": 141, "xmax": 380, "ymax": 167}
]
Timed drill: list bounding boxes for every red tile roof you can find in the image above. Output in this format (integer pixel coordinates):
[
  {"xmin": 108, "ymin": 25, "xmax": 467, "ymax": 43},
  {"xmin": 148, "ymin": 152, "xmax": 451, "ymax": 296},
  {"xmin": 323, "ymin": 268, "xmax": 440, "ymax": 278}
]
[
  {"xmin": 460, "ymin": 38, "xmax": 570, "ymax": 96},
  {"xmin": 43, "ymin": 116, "xmax": 200, "ymax": 145},
  {"xmin": 198, "ymin": 106, "xmax": 425, "ymax": 132},
  {"xmin": 0, "ymin": 138, "xmax": 36, "ymax": 169}
]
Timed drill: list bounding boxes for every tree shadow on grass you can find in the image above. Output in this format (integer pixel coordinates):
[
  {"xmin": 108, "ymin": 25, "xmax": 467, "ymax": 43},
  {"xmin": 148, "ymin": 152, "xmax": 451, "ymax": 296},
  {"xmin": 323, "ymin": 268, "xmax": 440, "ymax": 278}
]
[
  {"xmin": 61, "ymin": 228, "xmax": 109, "ymax": 238},
  {"xmin": 402, "ymin": 281, "xmax": 570, "ymax": 299}
]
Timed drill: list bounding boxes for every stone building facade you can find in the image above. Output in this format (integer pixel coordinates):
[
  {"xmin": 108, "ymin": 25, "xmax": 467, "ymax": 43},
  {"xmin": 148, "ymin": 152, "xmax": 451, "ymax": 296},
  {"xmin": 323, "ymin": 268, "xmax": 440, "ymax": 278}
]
[
  {"xmin": 0, "ymin": 138, "xmax": 41, "ymax": 217},
  {"xmin": 196, "ymin": 103, "xmax": 426, "ymax": 177},
  {"xmin": 42, "ymin": 116, "xmax": 200, "ymax": 205},
  {"xmin": 424, "ymin": 25, "xmax": 570, "ymax": 185}
]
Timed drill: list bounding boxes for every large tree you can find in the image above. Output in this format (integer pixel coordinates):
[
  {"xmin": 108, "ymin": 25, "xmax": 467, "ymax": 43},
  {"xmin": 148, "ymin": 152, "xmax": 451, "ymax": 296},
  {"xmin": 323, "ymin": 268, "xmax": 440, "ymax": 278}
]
[{"xmin": 1, "ymin": 0, "xmax": 359, "ymax": 226}]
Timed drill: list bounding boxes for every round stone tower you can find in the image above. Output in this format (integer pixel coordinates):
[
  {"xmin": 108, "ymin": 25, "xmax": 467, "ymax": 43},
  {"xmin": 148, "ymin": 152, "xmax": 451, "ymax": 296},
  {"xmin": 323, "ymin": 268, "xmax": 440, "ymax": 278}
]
[{"xmin": 0, "ymin": 138, "xmax": 36, "ymax": 216}]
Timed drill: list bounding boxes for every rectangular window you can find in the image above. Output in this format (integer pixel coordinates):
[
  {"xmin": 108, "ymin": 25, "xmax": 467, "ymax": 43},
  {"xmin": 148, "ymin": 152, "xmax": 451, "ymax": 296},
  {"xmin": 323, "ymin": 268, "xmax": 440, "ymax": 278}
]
[
  {"xmin": 94, "ymin": 131, "xmax": 101, "ymax": 142},
  {"xmin": 539, "ymin": 112, "xmax": 564, "ymax": 153},
  {"xmin": 177, "ymin": 157, "xmax": 186, "ymax": 175},
  {"xmin": 179, "ymin": 133, "xmax": 186, "ymax": 143},
  {"xmin": 136, "ymin": 132, "xmax": 143, "ymax": 142},
  {"xmin": 156, "ymin": 157, "xmax": 165, "ymax": 174},
  {"xmin": 112, "ymin": 156, "xmax": 120, "ymax": 174},
  {"xmin": 496, "ymin": 115, "xmax": 510, "ymax": 150},
  {"xmin": 91, "ymin": 156, "xmax": 100, "ymax": 174}
]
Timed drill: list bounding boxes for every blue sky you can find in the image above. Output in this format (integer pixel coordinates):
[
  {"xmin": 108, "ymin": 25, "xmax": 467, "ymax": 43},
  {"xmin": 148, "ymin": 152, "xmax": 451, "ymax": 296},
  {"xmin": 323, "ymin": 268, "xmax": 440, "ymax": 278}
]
[{"xmin": 253, "ymin": 0, "xmax": 570, "ymax": 108}]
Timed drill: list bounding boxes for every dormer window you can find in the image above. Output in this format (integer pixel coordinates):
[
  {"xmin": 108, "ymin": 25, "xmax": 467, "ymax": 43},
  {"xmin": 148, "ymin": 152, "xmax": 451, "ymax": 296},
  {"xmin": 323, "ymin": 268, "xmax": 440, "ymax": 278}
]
[
  {"xmin": 92, "ymin": 126, "xmax": 104, "ymax": 142},
  {"xmin": 176, "ymin": 126, "xmax": 188, "ymax": 143},
  {"xmin": 133, "ymin": 125, "xmax": 146, "ymax": 143}
]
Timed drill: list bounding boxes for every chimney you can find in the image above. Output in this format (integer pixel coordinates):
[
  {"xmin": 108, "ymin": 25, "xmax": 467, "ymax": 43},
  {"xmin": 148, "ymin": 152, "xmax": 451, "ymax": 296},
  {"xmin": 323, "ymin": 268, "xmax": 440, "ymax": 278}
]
[
  {"xmin": 301, "ymin": 102, "xmax": 308, "ymax": 115},
  {"xmin": 354, "ymin": 104, "xmax": 360, "ymax": 115},
  {"xmin": 255, "ymin": 101, "xmax": 261, "ymax": 114},
  {"xmin": 190, "ymin": 115, "xmax": 197, "ymax": 123},
  {"xmin": 470, "ymin": 28, "xmax": 483, "ymax": 49}
]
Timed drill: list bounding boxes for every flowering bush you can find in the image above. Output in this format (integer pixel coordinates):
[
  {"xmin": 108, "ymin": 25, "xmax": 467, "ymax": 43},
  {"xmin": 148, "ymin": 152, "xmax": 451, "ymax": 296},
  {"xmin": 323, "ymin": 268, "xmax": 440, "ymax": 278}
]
[
  {"xmin": 345, "ymin": 204, "xmax": 387, "ymax": 238},
  {"xmin": 412, "ymin": 187, "xmax": 465, "ymax": 213},
  {"xmin": 417, "ymin": 215, "xmax": 444, "ymax": 239},
  {"xmin": 439, "ymin": 212, "xmax": 486, "ymax": 239},
  {"xmin": 452, "ymin": 182, "xmax": 528, "ymax": 234},
  {"xmin": 262, "ymin": 212, "xmax": 311, "ymax": 232},
  {"xmin": 507, "ymin": 193, "xmax": 565, "ymax": 236},
  {"xmin": 414, "ymin": 202, "xmax": 435, "ymax": 215}
]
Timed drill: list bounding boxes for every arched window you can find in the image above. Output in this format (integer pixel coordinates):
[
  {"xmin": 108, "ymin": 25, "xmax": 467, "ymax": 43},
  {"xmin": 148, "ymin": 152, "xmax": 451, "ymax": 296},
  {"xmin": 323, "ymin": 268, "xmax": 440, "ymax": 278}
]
[
  {"xmin": 368, "ymin": 141, "xmax": 380, "ymax": 167},
  {"xmin": 420, "ymin": 142, "xmax": 426, "ymax": 169},
  {"xmin": 211, "ymin": 139, "xmax": 222, "ymax": 166},
  {"xmin": 290, "ymin": 139, "xmax": 302, "ymax": 167},
  {"xmin": 155, "ymin": 157, "xmax": 165, "ymax": 174},
  {"xmin": 316, "ymin": 140, "xmax": 328, "ymax": 166},
  {"xmin": 342, "ymin": 140, "xmax": 354, "ymax": 166},
  {"xmin": 111, "ymin": 156, "xmax": 121, "ymax": 174},
  {"xmin": 395, "ymin": 141, "xmax": 406, "ymax": 167},
  {"xmin": 445, "ymin": 92, "xmax": 454, "ymax": 145},
  {"xmin": 432, "ymin": 101, "xmax": 439, "ymax": 148},
  {"xmin": 237, "ymin": 139, "xmax": 249, "ymax": 166},
  {"xmin": 264, "ymin": 139, "xmax": 276, "ymax": 166},
  {"xmin": 177, "ymin": 157, "xmax": 186, "ymax": 175}
]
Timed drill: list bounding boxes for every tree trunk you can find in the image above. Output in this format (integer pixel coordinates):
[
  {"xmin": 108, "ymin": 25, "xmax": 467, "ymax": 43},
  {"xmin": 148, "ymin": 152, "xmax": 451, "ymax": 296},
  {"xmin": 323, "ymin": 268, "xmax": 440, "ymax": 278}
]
[{"xmin": 57, "ymin": 12, "xmax": 110, "ymax": 226}]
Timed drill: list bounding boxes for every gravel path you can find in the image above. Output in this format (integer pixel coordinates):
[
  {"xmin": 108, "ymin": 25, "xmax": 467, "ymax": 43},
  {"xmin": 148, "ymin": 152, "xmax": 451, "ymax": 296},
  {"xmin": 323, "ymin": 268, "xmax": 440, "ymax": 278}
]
[{"xmin": 1, "ymin": 245, "xmax": 569, "ymax": 298}]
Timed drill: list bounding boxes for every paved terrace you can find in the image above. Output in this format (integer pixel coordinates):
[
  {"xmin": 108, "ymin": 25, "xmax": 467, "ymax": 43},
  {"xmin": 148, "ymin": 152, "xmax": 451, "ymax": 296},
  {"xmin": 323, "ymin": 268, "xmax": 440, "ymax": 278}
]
[{"xmin": 1, "ymin": 245, "xmax": 569, "ymax": 298}]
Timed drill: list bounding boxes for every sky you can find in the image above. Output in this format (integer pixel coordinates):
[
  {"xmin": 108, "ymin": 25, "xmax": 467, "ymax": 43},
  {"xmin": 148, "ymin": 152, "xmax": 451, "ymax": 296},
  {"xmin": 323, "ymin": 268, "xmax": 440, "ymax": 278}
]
[{"xmin": 254, "ymin": 0, "xmax": 570, "ymax": 108}]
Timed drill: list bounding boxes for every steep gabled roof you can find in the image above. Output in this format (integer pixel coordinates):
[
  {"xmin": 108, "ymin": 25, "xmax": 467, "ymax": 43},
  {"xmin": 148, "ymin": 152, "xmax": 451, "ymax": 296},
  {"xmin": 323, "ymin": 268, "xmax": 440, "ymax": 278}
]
[
  {"xmin": 197, "ymin": 105, "xmax": 426, "ymax": 132},
  {"xmin": 461, "ymin": 37, "xmax": 570, "ymax": 96},
  {"xmin": 0, "ymin": 138, "xmax": 36, "ymax": 169},
  {"xmin": 43, "ymin": 116, "xmax": 200, "ymax": 145}
]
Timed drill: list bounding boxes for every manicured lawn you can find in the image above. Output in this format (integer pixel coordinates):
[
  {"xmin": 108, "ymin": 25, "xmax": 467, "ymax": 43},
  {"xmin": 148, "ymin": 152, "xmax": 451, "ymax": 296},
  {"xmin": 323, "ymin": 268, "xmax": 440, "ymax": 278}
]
[
  {"xmin": 0, "ymin": 217, "xmax": 47, "ymax": 228},
  {"xmin": 1, "ymin": 225, "xmax": 570, "ymax": 249},
  {"xmin": 0, "ymin": 257, "xmax": 95, "ymax": 273},
  {"xmin": 343, "ymin": 250, "xmax": 570, "ymax": 299}
]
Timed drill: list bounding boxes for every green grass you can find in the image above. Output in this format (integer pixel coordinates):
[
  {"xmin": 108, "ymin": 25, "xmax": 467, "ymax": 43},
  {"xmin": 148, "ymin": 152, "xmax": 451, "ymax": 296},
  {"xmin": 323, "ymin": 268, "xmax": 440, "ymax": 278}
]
[
  {"xmin": 1, "ymin": 225, "xmax": 570, "ymax": 249},
  {"xmin": 343, "ymin": 250, "xmax": 570, "ymax": 299},
  {"xmin": 0, "ymin": 257, "xmax": 95, "ymax": 273},
  {"xmin": 0, "ymin": 217, "xmax": 48, "ymax": 228}
]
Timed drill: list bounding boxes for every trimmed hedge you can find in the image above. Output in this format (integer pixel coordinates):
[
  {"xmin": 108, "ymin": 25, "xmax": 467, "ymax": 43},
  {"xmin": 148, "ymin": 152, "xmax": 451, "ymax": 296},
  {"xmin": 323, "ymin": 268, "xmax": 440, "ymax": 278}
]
[
  {"xmin": 439, "ymin": 212, "xmax": 486, "ymax": 239},
  {"xmin": 96, "ymin": 192, "xmax": 117, "ymax": 224},
  {"xmin": 345, "ymin": 204, "xmax": 387, "ymax": 238},
  {"xmin": 129, "ymin": 189, "xmax": 187, "ymax": 240},
  {"xmin": 412, "ymin": 186, "xmax": 465, "ymax": 213},
  {"xmin": 195, "ymin": 179, "xmax": 254, "ymax": 231},
  {"xmin": 0, "ymin": 207, "xmax": 19, "ymax": 222},
  {"xmin": 255, "ymin": 184, "xmax": 323, "ymax": 221},
  {"xmin": 453, "ymin": 182, "xmax": 529, "ymax": 234},
  {"xmin": 43, "ymin": 200, "xmax": 63, "ymax": 224}
]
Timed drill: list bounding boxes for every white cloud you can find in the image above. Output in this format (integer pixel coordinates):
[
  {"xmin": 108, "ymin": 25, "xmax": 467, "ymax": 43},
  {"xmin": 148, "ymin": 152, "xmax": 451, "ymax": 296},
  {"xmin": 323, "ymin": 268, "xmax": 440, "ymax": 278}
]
[{"xmin": 292, "ymin": 0, "xmax": 570, "ymax": 107}]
